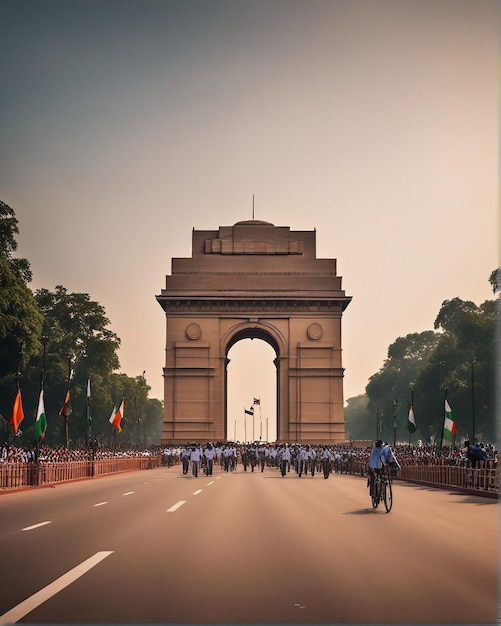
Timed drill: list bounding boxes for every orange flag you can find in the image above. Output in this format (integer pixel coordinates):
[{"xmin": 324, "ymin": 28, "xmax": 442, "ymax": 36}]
[
  {"xmin": 59, "ymin": 390, "xmax": 72, "ymax": 417},
  {"xmin": 10, "ymin": 389, "xmax": 25, "ymax": 434}
]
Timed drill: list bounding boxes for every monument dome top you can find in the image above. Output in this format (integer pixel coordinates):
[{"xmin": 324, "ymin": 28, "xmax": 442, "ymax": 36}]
[{"xmin": 234, "ymin": 219, "xmax": 274, "ymax": 226}]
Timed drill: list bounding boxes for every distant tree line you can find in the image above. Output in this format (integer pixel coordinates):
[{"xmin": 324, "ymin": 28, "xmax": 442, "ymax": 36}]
[
  {"xmin": 0, "ymin": 200, "xmax": 163, "ymax": 447},
  {"xmin": 344, "ymin": 270, "xmax": 498, "ymax": 445}
]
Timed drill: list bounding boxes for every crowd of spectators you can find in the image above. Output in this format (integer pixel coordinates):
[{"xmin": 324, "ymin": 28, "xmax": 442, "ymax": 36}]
[
  {"xmin": 0, "ymin": 443, "xmax": 166, "ymax": 464},
  {"xmin": 1, "ymin": 440, "xmax": 497, "ymax": 472}
]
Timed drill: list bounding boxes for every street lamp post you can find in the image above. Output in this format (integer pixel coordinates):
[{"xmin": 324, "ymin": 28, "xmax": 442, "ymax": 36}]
[
  {"xmin": 471, "ymin": 357, "xmax": 476, "ymax": 444},
  {"xmin": 392, "ymin": 399, "xmax": 397, "ymax": 447}
]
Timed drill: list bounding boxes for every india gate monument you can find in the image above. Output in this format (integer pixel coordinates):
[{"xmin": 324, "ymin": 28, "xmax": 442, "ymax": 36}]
[{"xmin": 156, "ymin": 219, "xmax": 351, "ymax": 444}]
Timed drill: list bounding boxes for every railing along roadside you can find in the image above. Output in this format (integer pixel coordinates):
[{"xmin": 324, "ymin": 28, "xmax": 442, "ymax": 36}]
[
  {"xmin": 349, "ymin": 460, "xmax": 499, "ymax": 496},
  {"xmin": 0, "ymin": 456, "xmax": 163, "ymax": 491},
  {"xmin": 398, "ymin": 463, "xmax": 499, "ymax": 495}
]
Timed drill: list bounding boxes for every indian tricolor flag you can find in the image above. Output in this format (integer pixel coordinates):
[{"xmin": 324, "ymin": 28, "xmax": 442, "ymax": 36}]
[
  {"xmin": 109, "ymin": 399, "xmax": 124, "ymax": 432},
  {"xmin": 407, "ymin": 402, "xmax": 417, "ymax": 434},
  {"xmin": 443, "ymin": 399, "xmax": 457, "ymax": 442},
  {"xmin": 35, "ymin": 389, "xmax": 47, "ymax": 440}
]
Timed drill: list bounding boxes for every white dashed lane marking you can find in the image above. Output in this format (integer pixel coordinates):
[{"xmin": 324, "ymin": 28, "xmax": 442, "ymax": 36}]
[
  {"xmin": 166, "ymin": 500, "xmax": 186, "ymax": 512},
  {"xmin": 21, "ymin": 521, "xmax": 51, "ymax": 532},
  {"xmin": 0, "ymin": 551, "xmax": 113, "ymax": 625}
]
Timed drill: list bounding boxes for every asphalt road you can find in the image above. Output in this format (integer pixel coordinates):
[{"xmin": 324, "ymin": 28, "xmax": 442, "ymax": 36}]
[{"xmin": 0, "ymin": 463, "xmax": 497, "ymax": 625}]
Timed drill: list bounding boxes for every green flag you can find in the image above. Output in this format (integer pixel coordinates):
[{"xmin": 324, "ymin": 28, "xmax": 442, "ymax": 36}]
[
  {"xmin": 442, "ymin": 399, "xmax": 456, "ymax": 443},
  {"xmin": 407, "ymin": 403, "xmax": 417, "ymax": 433},
  {"xmin": 35, "ymin": 389, "xmax": 47, "ymax": 440}
]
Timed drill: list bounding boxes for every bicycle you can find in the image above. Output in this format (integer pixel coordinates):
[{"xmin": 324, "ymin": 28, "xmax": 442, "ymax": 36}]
[{"xmin": 369, "ymin": 463, "xmax": 393, "ymax": 512}]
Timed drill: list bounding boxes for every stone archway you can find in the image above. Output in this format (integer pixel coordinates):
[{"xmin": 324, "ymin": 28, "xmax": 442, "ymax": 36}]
[
  {"xmin": 223, "ymin": 323, "xmax": 281, "ymax": 442},
  {"xmin": 156, "ymin": 219, "xmax": 351, "ymax": 444}
]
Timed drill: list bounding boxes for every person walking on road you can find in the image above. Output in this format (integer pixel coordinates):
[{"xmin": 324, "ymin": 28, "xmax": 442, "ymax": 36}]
[{"xmin": 190, "ymin": 445, "xmax": 202, "ymax": 478}]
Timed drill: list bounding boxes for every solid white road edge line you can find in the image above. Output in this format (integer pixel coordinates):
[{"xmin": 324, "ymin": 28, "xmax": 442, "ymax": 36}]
[
  {"xmin": 0, "ymin": 551, "xmax": 114, "ymax": 625},
  {"xmin": 166, "ymin": 500, "xmax": 186, "ymax": 512},
  {"xmin": 21, "ymin": 521, "xmax": 51, "ymax": 532}
]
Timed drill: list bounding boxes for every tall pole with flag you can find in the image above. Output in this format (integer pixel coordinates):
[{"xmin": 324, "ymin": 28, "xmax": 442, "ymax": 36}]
[
  {"xmin": 439, "ymin": 387, "xmax": 447, "ymax": 449},
  {"xmin": 244, "ymin": 406, "xmax": 253, "ymax": 443},
  {"xmin": 34, "ymin": 336, "xmax": 48, "ymax": 484},
  {"xmin": 59, "ymin": 356, "xmax": 73, "ymax": 448},
  {"xmin": 253, "ymin": 398, "xmax": 261, "ymax": 441},
  {"xmin": 10, "ymin": 347, "xmax": 25, "ymax": 438},
  {"xmin": 441, "ymin": 390, "xmax": 456, "ymax": 449},
  {"xmin": 407, "ymin": 383, "xmax": 417, "ymax": 445},
  {"xmin": 86, "ymin": 378, "xmax": 92, "ymax": 447},
  {"xmin": 392, "ymin": 399, "xmax": 397, "ymax": 446},
  {"xmin": 407, "ymin": 398, "xmax": 417, "ymax": 446}
]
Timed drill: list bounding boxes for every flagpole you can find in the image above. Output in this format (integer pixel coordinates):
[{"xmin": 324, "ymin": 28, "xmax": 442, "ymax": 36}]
[
  {"xmin": 86, "ymin": 378, "xmax": 91, "ymax": 447},
  {"xmin": 16, "ymin": 345, "xmax": 23, "ymax": 392},
  {"xmin": 439, "ymin": 387, "xmax": 447, "ymax": 449},
  {"xmin": 244, "ymin": 408, "xmax": 247, "ymax": 443},
  {"xmin": 409, "ymin": 387, "xmax": 412, "ymax": 446},
  {"xmin": 260, "ymin": 404, "xmax": 262, "ymax": 441},
  {"xmin": 63, "ymin": 356, "xmax": 72, "ymax": 448},
  {"xmin": 392, "ymin": 399, "xmax": 397, "ymax": 446},
  {"xmin": 36, "ymin": 336, "xmax": 48, "ymax": 485},
  {"xmin": 11, "ymin": 346, "xmax": 23, "ymax": 442}
]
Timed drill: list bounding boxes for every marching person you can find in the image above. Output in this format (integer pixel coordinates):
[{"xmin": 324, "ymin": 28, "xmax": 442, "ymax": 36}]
[
  {"xmin": 190, "ymin": 445, "xmax": 202, "ymax": 478},
  {"xmin": 203, "ymin": 442, "xmax": 215, "ymax": 476}
]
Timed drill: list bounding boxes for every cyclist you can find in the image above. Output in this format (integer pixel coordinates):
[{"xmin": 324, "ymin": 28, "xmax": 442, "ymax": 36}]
[{"xmin": 367, "ymin": 440, "xmax": 398, "ymax": 495}]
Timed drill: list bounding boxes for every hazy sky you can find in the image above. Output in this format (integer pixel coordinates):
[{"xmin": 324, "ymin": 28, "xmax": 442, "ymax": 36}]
[{"xmin": 1, "ymin": 0, "xmax": 497, "ymax": 441}]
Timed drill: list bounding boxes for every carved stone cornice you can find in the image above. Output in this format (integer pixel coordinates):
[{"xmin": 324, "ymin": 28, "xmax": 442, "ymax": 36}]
[{"xmin": 158, "ymin": 298, "xmax": 349, "ymax": 314}]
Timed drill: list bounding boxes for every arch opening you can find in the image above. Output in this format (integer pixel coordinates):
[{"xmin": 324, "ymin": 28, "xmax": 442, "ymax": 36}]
[{"xmin": 226, "ymin": 337, "xmax": 278, "ymax": 443}]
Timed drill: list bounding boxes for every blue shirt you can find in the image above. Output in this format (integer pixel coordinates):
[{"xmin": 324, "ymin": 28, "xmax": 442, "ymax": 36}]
[{"xmin": 368, "ymin": 445, "xmax": 395, "ymax": 469}]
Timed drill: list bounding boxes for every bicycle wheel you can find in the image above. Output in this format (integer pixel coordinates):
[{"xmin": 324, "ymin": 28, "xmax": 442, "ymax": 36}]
[
  {"xmin": 371, "ymin": 480, "xmax": 379, "ymax": 508},
  {"xmin": 384, "ymin": 477, "xmax": 392, "ymax": 512}
]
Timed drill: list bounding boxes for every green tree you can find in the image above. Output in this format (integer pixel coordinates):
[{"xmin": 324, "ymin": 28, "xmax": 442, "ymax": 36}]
[
  {"xmin": 0, "ymin": 202, "xmax": 43, "ymax": 442},
  {"xmin": 344, "ymin": 394, "xmax": 372, "ymax": 441},
  {"xmin": 488, "ymin": 268, "xmax": 500, "ymax": 294},
  {"xmin": 0, "ymin": 200, "xmax": 32, "ymax": 282},
  {"xmin": 415, "ymin": 295, "xmax": 496, "ymax": 444},
  {"xmin": 15, "ymin": 286, "xmax": 122, "ymax": 446},
  {"xmin": 365, "ymin": 331, "xmax": 440, "ymax": 443}
]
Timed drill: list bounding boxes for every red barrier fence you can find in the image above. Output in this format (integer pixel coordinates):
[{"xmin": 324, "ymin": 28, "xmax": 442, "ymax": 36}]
[
  {"xmin": 398, "ymin": 463, "xmax": 499, "ymax": 494},
  {"xmin": 1, "ymin": 457, "xmax": 498, "ymax": 495},
  {"xmin": 337, "ymin": 461, "xmax": 499, "ymax": 496},
  {"xmin": 0, "ymin": 456, "xmax": 162, "ymax": 491}
]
